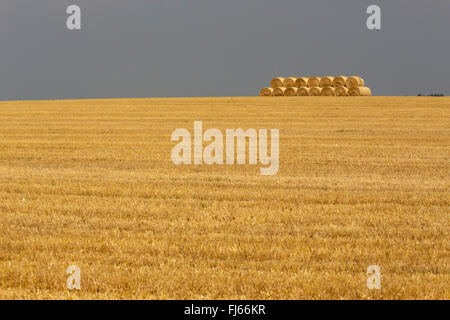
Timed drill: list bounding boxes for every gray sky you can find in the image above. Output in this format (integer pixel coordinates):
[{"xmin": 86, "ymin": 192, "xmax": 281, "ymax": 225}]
[{"xmin": 0, "ymin": 0, "xmax": 449, "ymax": 100}]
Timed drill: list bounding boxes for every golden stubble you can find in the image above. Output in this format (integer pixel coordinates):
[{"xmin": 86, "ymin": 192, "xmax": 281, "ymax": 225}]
[{"xmin": 0, "ymin": 97, "xmax": 448, "ymax": 299}]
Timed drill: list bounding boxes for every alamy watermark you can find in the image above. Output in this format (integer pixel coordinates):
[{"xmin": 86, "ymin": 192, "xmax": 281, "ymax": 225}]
[
  {"xmin": 171, "ymin": 121, "xmax": 279, "ymax": 175},
  {"xmin": 366, "ymin": 5, "xmax": 381, "ymax": 30},
  {"xmin": 66, "ymin": 265, "xmax": 81, "ymax": 290},
  {"xmin": 66, "ymin": 4, "xmax": 380, "ymax": 31},
  {"xmin": 366, "ymin": 265, "xmax": 381, "ymax": 290},
  {"xmin": 66, "ymin": 5, "xmax": 81, "ymax": 30}
]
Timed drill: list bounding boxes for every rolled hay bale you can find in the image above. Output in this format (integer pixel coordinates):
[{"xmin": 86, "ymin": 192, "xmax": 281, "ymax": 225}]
[
  {"xmin": 346, "ymin": 76, "xmax": 365, "ymax": 88},
  {"xmin": 321, "ymin": 87, "xmax": 335, "ymax": 96},
  {"xmin": 283, "ymin": 77, "xmax": 297, "ymax": 88},
  {"xmin": 348, "ymin": 86, "xmax": 372, "ymax": 96},
  {"xmin": 334, "ymin": 86, "xmax": 349, "ymax": 96},
  {"xmin": 297, "ymin": 87, "xmax": 310, "ymax": 96},
  {"xmin": 260, "ymin": 87, "xmax": 274, "ymax": 96},
  {"xmin": 273, "ymin": 87, "xmax": 287, "ymax": 96},
  {"xmin": 295, "ymin": 77, "xmax": 309, "ymax": 88},
  {"xmin": 333, "ymin": 76, "xmax": 348, "ymax": 88},
  {"xmin": 309, "ymin": 87, "xmax": 322, "ymax": 96},
  {"xmin": 319, "ymin": 76, "xmax": 335, "ymax": 88},
  {"xmin": 271, "ymin": 77, "xmax": 286, "ymax": 88},
  {"xmin": 307, "ymin": 77, "xmax": 321, "ymax": 88},
  {"xmin": 284, "ymin": 87, "xmax": 298, "ymax": 96}
]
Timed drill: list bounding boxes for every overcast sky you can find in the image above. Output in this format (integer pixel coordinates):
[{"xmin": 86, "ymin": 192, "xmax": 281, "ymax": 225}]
[{"xmin": 0, "ymin": 0, "xmax": 449, "ymax": 100}]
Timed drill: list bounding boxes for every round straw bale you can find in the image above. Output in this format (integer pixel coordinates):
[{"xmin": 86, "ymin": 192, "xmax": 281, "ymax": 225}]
[
  {"xmin": 283, "ymin": 77, "xmax": 297, "ymax": 88},
  {"xmin": 307, "ymin": 77, "xmax": 321, "ymax": 88},
  {"xmin": 321, "ymin": 87, "xmax": 335, "ymax": 96},
  {"xmin": 334, "ymin": 86, "xmax": 349, "ymax": 96},
  {"xmin": 273, "ymin": 87, "xmax": 287, "ymax": 96},
  {"xmin": 284, "ymin": 87, "xmax": 299, "ymax": 96},
  {"xmin": 319, "ymin": 76, "xmax": 335, "ymax": 88},
  {"xmin": 348, "ymin": 86, "xmax": 372, "ymax": 96},
  {"xmin": 270, "ymin": 77, "xmax": 286, "ymax": 88},
  {"xmin": 333, "ymin": 76, "xmax": 348, "ymax": 87},
  {"xmin": 346, "ymin": 76, "xmax": 365, "ymax": 87},
  {"xmin": 260, "ymin": 87, "xmax": 274, "ymax": 96},
  {"xmin": 309, "ymin": 87, "xmax": 322, "ymax": 96},
  {"xmin": 297, "ymin": 87, "xmax": 310, "ymax": 96},
  {"xmin": 295, "ymin": 77, "xmax": 309, "ymax": 88}
]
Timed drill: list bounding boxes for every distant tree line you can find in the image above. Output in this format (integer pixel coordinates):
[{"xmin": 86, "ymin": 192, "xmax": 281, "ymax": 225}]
[{"xmin": 417, "ymin": 93, "xmax": 445, "ymax": 97}]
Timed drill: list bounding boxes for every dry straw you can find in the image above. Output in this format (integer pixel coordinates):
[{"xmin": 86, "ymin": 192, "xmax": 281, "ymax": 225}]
[
  {"xmin": 283, "ymin": 77, "xmax": 297, "ymax": 88},
  {"xmin": 309, "ymin": 87, "xmax": 322, "ymax": 96},
  {"xmin": 321, "ymin": 87, "xmax": 335, "ymax": 96},
  {"xmin": 284, "ymin": 87, "xmax": 299, "ymax": 96},
  {"xmin": 260, "ymin": 87, "xmax": 274, "ymax": 96},
  {"xmin": 333, "ymin": 76, "xmax": 348, "ymax": 87},
  {"xmin": 320, "ymin": 76, "xmax": 335, "ymax": 88},
  {"xmin": 307, "ymin": 77, "xmax": 321, "ymax": 88},
  {"xmin": 297, "ymin": 87, "xmax": 310, "ymax": 96},
  {"xmin": 271, "ymin": 77, "xmax": 286, "ymax": 88},
  {"xmin": 262, "ymin": 74, "xmax": 371, "ymax": 97},
  {"xmin": 295, "ymin": 77, "xmax": 309, "ymax": 88},
  {"xmin": 273, "ymin": 87, "xmax": 287, "ymax": 96},
  {"xmin": 346, "ymin": 76, "xmax": 365, "ymax": 88},
  {"xmin": 348, "ymin": 86, "xmax": 372, "ymax": 96},
  {"xmin": 334, "ymin": 86, "xmax": 349, "ymax": 96}
]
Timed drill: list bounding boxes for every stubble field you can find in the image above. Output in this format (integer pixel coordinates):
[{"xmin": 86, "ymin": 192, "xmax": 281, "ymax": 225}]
[{"xmin": 0, "ymin": 97, "xmax": 448, "ymax": 299}]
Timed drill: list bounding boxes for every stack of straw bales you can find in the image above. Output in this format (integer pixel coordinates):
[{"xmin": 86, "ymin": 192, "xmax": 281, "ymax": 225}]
[{"xmin": 260, "ymin": 75, "xmax": 372, "ymax": 97}]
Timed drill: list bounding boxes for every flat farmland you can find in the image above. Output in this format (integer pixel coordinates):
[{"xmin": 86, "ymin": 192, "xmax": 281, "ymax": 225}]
[{"xmin": 0, "ymin": 97, "xmax": 448, "ymax": 299}]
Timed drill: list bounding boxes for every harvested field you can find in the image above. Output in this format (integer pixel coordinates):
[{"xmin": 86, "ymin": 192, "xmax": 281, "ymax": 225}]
[{"xmin": 0, "ymin": 97, "xmax": 448, "ymax": 300}]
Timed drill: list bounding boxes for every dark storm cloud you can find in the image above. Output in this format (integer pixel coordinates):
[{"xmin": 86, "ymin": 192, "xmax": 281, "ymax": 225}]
[{"xmin": 0, "ymin": 0, "xmax": 448, "ymax": 99}]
